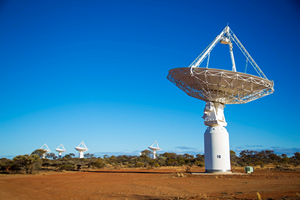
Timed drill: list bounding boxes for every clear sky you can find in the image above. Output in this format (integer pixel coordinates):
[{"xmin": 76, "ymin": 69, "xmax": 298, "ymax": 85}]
[{"xmin": 1, "ymin": 0, "xmax": 300, "ymax": 159}]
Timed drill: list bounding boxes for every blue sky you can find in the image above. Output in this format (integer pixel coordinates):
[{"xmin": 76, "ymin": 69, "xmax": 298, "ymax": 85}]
[{"xmin": 1, "ymin": 0, "xmax": 300, "ymax": 159}]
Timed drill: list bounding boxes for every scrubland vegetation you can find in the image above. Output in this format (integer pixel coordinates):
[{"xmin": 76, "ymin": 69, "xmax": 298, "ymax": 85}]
[{"xmin": 0, "ymin": 149, "xmax": 299, "ymax": 174}]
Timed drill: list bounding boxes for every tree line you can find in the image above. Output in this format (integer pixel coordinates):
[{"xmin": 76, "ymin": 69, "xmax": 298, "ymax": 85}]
[{"xmin": 0, "ymin": 149, "xmax": 299, "ymax": 174}]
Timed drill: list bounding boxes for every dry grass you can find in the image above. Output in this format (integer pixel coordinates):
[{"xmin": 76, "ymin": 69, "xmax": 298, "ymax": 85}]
[{"xmin": 256, "ymin": 192, "xmax": 262, "ymax": 200}]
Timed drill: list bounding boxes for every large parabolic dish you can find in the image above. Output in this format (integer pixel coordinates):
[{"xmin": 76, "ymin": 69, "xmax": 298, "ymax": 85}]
[
  {"xmin": 167, "ymin": 67, "xmax": 274, "ymax": 105},
  {"xmin": 75, "ymin": 147, "xmax": 88, "ymax": 152}
]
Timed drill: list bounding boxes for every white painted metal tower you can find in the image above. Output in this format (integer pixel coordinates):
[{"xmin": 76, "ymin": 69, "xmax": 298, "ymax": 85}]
[
  {"xmin": 167, "ymin": 26, "xmax": 274, "ymax": 173},
  {"xmin": 148, "ymin": 141, "xmax": 161, "ymax": 159},
  {"xmin": 75, "ymin": 141, "xmax": 88, "ymax": 158}
]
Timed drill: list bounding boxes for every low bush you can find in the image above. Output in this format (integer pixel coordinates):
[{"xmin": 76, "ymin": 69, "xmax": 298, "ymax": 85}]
[
  {"xmin": 135, "ymin": 162, "xmax": 144, "ymax": 168},
  {"xmin": 92, "ymin": 160, "xmax": 105, "ymax": 169},
  {"xmin": 59, "ymin": 164, "xmax": 74, "ymax": 171}
]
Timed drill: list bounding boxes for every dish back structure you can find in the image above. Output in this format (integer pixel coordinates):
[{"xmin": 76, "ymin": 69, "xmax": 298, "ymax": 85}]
[
  {"xmin": 167, "ymin": 68, "xmax": 273, "ymax": 105},
  {"xmin": 167, "ymin": 26, "xmax": 274, "ymax": 173}
]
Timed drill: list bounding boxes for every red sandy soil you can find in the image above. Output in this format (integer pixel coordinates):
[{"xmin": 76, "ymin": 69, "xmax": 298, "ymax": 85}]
[{"xmin": 0, "ymin": 167, "xmax": 299, "ymax": 200}]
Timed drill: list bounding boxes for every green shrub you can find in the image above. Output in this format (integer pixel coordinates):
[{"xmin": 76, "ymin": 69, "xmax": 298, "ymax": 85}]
[
  {"xmin": 194, "ymin": 161, "xmax": 205, "ymax": 167},
  {"xmin": 12, "ymin": 154, "xmax": 41, "ymax": 174},
  {"xmin": 135, "ymin": 162, "xmax": 144, "ymax": 168},
  {"xmin": 59, "ymin": 164, "xmax": 74, "ymax": 171},
  {"xmin": 92, "ymin": 160, "xmax": 105, "ymax": 169},
  {"xmin": 154, "ymin": 163, "xmax": 160, "ymax": 168},
  {"xmin": 254, "ymin": 161, "xmax": 265, "ymax": 168}
]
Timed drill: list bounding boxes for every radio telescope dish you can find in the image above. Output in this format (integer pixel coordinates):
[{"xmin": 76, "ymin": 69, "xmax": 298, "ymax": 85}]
[
  {"xmin": 148, "ymin": 141, "xmax": 161, "ymax": 159},
  {"xmin": 167, "ymin": 26, "xmax": 274, "ymax": 173},
  {"xmin": 75, "ymin": 141, "xmax": 88, "ymax": 158},
  {"xmin": 39, "ymin": 143, "xmax": 51, "ymax": 159},
  {"xmin": 168, "ymin": 67, "xmax": 274, "ymax": 105},
  {"xmin": 55, "ymin": 144, "xmax": 66, "ymax": 158}
]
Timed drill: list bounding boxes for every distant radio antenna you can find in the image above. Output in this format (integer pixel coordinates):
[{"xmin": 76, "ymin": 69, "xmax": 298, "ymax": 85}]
[
  {"xmin": 75, "ymin": 141, "xmax": 88, "ymax": 158},
  {"xmin": 148, "ymin": 141, "xmax": 161, "ymax": 159},
  {"xmin": 39, "ymin": 143, "xmax": 51, "ymax": 159},
  {"xmin": 55, "ymin": 144, "xmax": 66, "ymax": 158}
]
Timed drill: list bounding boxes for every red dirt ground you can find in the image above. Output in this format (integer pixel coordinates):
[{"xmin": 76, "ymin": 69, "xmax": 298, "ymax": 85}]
[{"xmin": 0, "ymin": 167, "xmax": 299, "ymax": 200}]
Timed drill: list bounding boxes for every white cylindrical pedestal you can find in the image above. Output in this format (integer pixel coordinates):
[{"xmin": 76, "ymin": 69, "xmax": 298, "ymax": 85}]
[
  {"xmin": 79, "ymin": 151, "xmax": 84, "ymax": 158},
  {"xmin": 153, "ymin": 151, "xmax": 157, "ymax": 159},
  {"xmin": 204, "ymin": 126, "xmax": 231, "ymax": 173}
]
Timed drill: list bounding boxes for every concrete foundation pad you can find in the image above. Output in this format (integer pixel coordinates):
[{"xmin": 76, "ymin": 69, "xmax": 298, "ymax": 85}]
[{"xmin": 190, "ymin": 172, "xmax": 247, "ymax": 175}]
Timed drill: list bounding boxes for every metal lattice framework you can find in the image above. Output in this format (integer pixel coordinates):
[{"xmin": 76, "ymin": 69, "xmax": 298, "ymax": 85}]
[
  {"xmin": 168, "ymin": 68, "xmax": 274, "ymax": 104},
  {"xmin": 188, "ymin": 26, "xmax": 268, "ymax": 79},
  {"xmin": 168, "ymin": 26, "xmax": 274, "ymax": 105}
]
